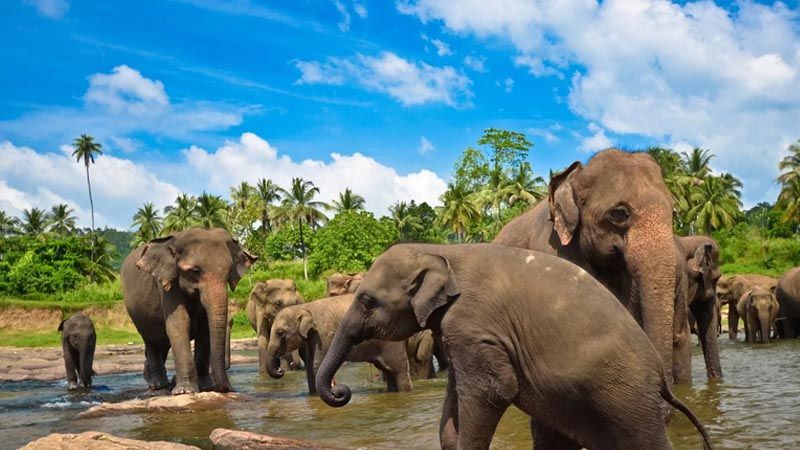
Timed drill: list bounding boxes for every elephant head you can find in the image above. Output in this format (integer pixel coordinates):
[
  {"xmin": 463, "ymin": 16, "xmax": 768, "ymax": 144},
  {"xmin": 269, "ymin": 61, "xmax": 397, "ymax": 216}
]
[
  {"xmin": 246, "ymin": 279, "xmax": 304, "ymax": 371},
  {"xmin": 136, "ymin": 228, "xmax": 257, "ymax": 392},
  {"xmin": 265, "ymin": 306, "xmax": 319, "ymax": 378},
  {"xmin": 317, "ymin": 246, "xmax": 458, "ymax": 407},
  {"xmin": 326, "ymin": 273, "xmax": 363, "ymax": 297},
  {"xmin": 547, "ymin": 150, "xmax": 677, "ymax": 372},
  {"xmin": 683, "ymin": 237, "xmax": 721, "ymax": 303},
  {"xmin": 745, "ymin": 287, "xmax": 778, "ymax": 344}
]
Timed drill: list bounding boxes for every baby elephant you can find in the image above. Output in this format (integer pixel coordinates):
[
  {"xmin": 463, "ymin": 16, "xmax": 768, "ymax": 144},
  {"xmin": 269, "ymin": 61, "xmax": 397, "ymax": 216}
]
[
  {"xmin": 737, "ymin": 287, "xmax": 779, "ymax": 344},
  {"xmin": 326, "ymin": 272, "xmax": 363, "ymax": 296},
  {"xmin": 58, "ymin": 313, "xmax": 96, "ymax": 390},
  {"xmin": 316, "ymin": 244, "xmax": 713, "ymax": 450},
  {"xmin": 405, "ymin": 330, "xmax": 436, "ymax": 379},
  {"xmin": 266, "ymin": 294, "xmax": 412, "ymax": 395}
]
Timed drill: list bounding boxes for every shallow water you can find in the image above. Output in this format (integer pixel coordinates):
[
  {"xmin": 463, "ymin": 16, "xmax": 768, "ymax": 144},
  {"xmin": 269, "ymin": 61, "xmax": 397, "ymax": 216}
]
[{"xmin": 2, "ymin": 339, "xmax": 799, "ymax": 449}]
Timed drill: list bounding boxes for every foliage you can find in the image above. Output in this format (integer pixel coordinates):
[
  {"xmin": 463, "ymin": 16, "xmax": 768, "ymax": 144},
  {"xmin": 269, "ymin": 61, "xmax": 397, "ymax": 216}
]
[
  {"xmin": 132, "ymin": 202, "xmax": 162, "ymax": 245},
  {"xmin": 265, "ymin": 222, "xmax": 316, "ymax": 261},
  {"xmin": 163, "ymin": 194, "xmax": 198, "ymax": 234},
  {"xmin": 71, "ymin": 134, "xmax": 102, "ymax": 231},
  {"xmin": 308, "ymin": 210, "xmax": 397, "ymax": 276},
  {"xmin": 713, "ymin": 223, "xmax": 800, "ymax": 276},
  {"xmin": 229, "ymin": 260, "xmax": 326, "ymax": 302},
  {"xmin": 389, "ymin": 201, "xmax": 423, "ymax": 241},
  {"xmin": 274, "ymin": 178, "xmax": 330, "ymax": 279},
  {"xmin": 331, "ymin": 188, "xmax": 366, "ymax": 213}
]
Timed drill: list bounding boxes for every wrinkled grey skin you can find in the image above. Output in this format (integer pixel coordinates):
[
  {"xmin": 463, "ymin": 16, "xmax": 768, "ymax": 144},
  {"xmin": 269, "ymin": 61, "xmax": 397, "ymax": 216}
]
[
  {"xmin": 405, "ymin": 330, "xmax": 436, "ymax": 379},
  {"xmin": 326, "ymin": 273, "xmax": 363, "ymax": 297},
  {"xmin": 673, "ymin": 236, "xmax": 722, "ymax": 382},
  {"xmin": 737, "ymin": 287, "xmax": 778, "ymax": 344},
  {"xmin": 59, "ymin": 313, "xmax": 96, "ymax": 390},
  {"xmin": 493, "ymin": 150, "xmax": 678, "ymax": 384},
  {"xmin": 121, "ymin": 228, "xmax": 257, "ymax": 395},
  {"xmin": 245, "ymin": 279, "xmax": 304, "ymax": 372},
  {"xmin": 718, "ymin": 274, "xmax": 778, "ymax": 340},
  {"xmin": 775, "ymin": 267, "xmax": 800, "ymax": 339},
  {"xmin": 266, "ymin": 294, "xmax": 412, "ymax": 394},
  {"xmin": 316, "ymin": 244, "xmax": 713, "ymax": 450}
]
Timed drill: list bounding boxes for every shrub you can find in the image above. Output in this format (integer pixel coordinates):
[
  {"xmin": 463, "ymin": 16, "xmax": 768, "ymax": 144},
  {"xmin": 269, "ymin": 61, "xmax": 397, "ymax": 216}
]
[{"xmin": 308, "ymin": 211, "xmax": 397, "ymax": 277}]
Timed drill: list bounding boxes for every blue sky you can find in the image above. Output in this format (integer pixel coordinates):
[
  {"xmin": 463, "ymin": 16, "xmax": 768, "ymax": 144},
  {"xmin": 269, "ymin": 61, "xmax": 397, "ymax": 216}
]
[{"xmin": 1, "ymin": 0, "xmax": 799, "ymax": 228}]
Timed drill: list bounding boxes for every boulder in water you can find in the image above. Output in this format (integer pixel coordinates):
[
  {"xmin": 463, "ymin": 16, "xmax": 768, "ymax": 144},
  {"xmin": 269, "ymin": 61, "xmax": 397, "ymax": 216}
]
[
  {"xmin": 78, "ymin": 392, "xmax": 245, "ymax": 418},
  {"xmin": 209, "ymin": 428, "xmax": 343, "ymax": 449},
  {"xmin": 20, "ymin": 431, "xmax": 199, "ymax": 449}
]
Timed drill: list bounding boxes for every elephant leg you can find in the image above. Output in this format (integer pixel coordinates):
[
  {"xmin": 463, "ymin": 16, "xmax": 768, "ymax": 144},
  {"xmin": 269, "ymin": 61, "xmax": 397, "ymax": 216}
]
[
  {"xmin": 728, "ymin": 304, "xmax": 739, "ymax": 340},
  {"xmin": 531, "ymin": 422, "xmax": 582, "ymax": 450},
  {"xmin": 785, "ymin": 319, "xmax": 799, "ymax": 339},
  {"xmin": 672, "ymin": 318, "xmax": 692, "ymax": 385},
  {"xmin": 454, "ymin": 390, "xmax": 509, "ymax": 450},
  {"xmin": 303, "ymin": 341, "xmax": 317, "ymax": 395},
  {"xmin": 372, "ymin": 344, "xmax": 413, "ymax": 392},
  {"xmin": 256, "ymin": 318, "xmax": 270, "ymax": 373},
  {"xmin": 163, "ymin": 296, "xmax": 199, "ymax": 394},
  {"xmin": 63, "ymin": 342, "xmax": 79, "ymax": 390},
  {"xmin": 692, "ymin": 300, "xmax": 723, "ymax": 379},
  {"xmin": 194, "ymin": 309, "xmax": 213, "ymax": 391},
  {"xmin": 440, "ymin": 369, "xmax": 459, "ymax": 450},
  {"xmin": 144, "ymin": 341, "xmax": 169, "ymax": 390}
]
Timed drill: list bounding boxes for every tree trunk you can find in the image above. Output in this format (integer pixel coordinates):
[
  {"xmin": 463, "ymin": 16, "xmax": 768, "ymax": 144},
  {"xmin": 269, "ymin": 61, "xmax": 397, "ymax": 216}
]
[
  {"xmin": 85, "ymin": 164, "xmax": 95, "ymax": 278},
  {"xmin": 299, "ymin": 219, "xmax": 308, "ymax": 280}
]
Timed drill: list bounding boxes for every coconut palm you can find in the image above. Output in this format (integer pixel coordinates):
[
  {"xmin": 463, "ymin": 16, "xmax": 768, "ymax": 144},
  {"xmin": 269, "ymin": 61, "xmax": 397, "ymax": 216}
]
[
  {"xmin": 19, "ymin": 208, "xmax": 49, "ymax": 236},
  {"xmin": 777, "ymin": 140, "xmax": 800, "ymax": 185},
  {"xmin": 48, "ymin": 204, "xmax": 77, "ymax": 235},
  {"xmin": 437, "ymin": 183, "xmax": 482, "ymax": 242},
  {"xmin": 682, "ymin": 148, "xmax": 714, "ymax": 180},
  {"xmin": 255, "ymin": 178, "xmax": 281, "ymax": 233},
  {"xmin": 274, "ymin": 178, "xmax": 330, "ymax": 279},
  {"xmin": 163, "ymin": 194, "xmax": 198, "ymax": 233},
  {"xmin": 71, "ymin": 134, "xmax": 102, "ymax": 231},
  {"xmin": 132, "ymin": 202, "xmax": 162, "ymax": 245},
  {"xmin": 506, "ymin": 162, "xmax": 546, "ymax": 207},
  {"xmin": 231, "ymin": 182, "xmax": 254, "ymax": 211},
  {"xmin": 687, "ymin": 175, "xmax": 742, "ymax": 234},
  {"xmin": 331, "ymin": 188, "xmax": 366, "ymax": 214},
  {"xmin": 389, "ymin": 201, "xmax": 423, "ymax": 240},
  {"xmin": 778, "ymin": 177, "xmax": 800, "ymax": 225},
  {"xmin": 195, "ymin": 192, "xmax": 229, "ymax": 229},
  {"xmin": 0, "ymin": 211, "xmax": 18, "ymax": 236},
  {"xmin": 477, "ymin": 172, "xmax": 514, "ymax": 220}
]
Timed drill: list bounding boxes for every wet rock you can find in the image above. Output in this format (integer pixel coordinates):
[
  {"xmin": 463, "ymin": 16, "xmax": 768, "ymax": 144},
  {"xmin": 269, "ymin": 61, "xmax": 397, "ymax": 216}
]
[
  {"xmin": 20, "ymin": 431, "xmax": 199, "ymax": 449},
  {"xmin": 209, "ymin": 428, "xmax": 343, "ymax": 450},
  {"xmin": 78, "ymin": 392, "xmax": 246, "ymax": 418}
]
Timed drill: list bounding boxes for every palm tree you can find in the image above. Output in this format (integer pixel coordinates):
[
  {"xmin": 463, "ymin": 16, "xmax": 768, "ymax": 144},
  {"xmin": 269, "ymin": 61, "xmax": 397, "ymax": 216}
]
[
  {"xmin": 0, "ymin": 211, "xmax": 17, "ymax": 236},
  {"xmin": 437, "ymin": 183, "xmax": 482, "ymax": 242},
  {"xmin": 389, "ymin": 201, "xmax": 423, "ymax": 240},
  {"xmin": 48, "ymin": 204, "xmax": 77, "ymax": 235},
  {"xmin": 478, "ymin": 172, "xmax": 513, "ymax": 220},
  {"xmin": 20, "ymin": 208, "xmax": 49, "ymax": 236},
  {"xmin": 132, "ymin": 202, "xmax": 162, "ymax": 244},
  {"xmin": 231, "ymin": 182, "xmax": 254, "ymax": 211},
  {"xmin": 682, "ymin": 148, "xmax": 713, "ymax": 180},
  {"xmin": 195, "ymin": 192, "xmax": 229, "ymax": 229},
  {"xmin": 163, "ymin": 194, "xmax": 198, "ymax": 233},
  {"xmin": 255, "ymin": 178, "xmax": 281, "ymax": 233},
  {"xmin": 687, "ymin": 175, "xmax": 742, "ymax": 234},
  {"xmin": 778, "ymin": 177, "xmax": 800, "ymax": 225},
  {"xmin": 71, "ymin": 134, "xmax": 102, "ymax": 231},
  {"xmin": 331, "ymin": 188, "xmax": 366, "ymax": 214},
  {"xmin": 777, "ymin": 140, "xmax": 800, "ymax": 185},
  {"xmin": 506, "ymin": 162, "xmax": 546, "ymax": 207},
  {"xmin": 274, "ymin": 178, "xmax": 330, "ymax": 279}
]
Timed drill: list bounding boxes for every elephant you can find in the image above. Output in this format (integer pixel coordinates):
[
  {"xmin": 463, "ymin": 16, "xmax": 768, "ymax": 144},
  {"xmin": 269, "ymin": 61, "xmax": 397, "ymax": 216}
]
[
  {"xmin": 717, "ymin": 274, "xmax": 777, "ymax": 340},
  {"xmin": 405, "ymin": 330, "xmax": 436, "ymax": 379},
  {"xmin": 245, "ymin": 279, "xmax": 304, "ymax": 372},
  {"xmin": 315, "ymin": 243, "xmax": 713, "ymax": 450},
  {"xmin": 265, "ymin": 294, "xmax": 412, "ymax": 394},
  {"xmin": 326, "ymin": 272, "xmax": 363, "ymax": 296},
  {"xmin": 493, "ymin": 149, "xmax": 678, "ymax": 383},
  {"xmin": 672, "ymin": 236, "xmax": 722, "ymax": 383},
  {"xmin": 775, "ymin": 267, "xmax": 800, "ymax": 338},
  {"xmin": 58, "ymin": 313, "xmax": 96, "ymax": 390},
  {"xmin": 736, "ymin": 287, "xmax": 778, "ymax": 344},
  {"xmin": 121, "ymin": 228, "xmax": 257, "ymax": 394}
]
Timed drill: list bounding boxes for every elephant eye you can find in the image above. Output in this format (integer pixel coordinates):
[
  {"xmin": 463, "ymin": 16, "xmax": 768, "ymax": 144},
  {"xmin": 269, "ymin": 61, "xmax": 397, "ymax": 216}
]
[
  {"xmin": 361, "ymin": 294, "xmax": 377, "ymax": 309},
  {"xmin": 608, "ymin": 206, "xmax": 630, "ymax": 224},
  {"xmin": 276, "ymin": 329, "xmax": 285, "ymax": 337}
]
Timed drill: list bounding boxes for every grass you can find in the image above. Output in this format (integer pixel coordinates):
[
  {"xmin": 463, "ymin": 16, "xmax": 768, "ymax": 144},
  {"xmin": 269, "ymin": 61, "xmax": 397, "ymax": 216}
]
[{"xmin": 0, "ymin": 325, "xmax": 142, "ymax": 348}]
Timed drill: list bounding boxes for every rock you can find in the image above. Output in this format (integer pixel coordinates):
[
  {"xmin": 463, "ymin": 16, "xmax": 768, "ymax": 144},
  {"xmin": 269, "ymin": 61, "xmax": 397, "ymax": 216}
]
[
  {"xmin": 78, "ymin": 392, "xmax": 245, "ymax": 418},
  {"xmin": 209, "ymin": 429, "xmax": 343, "ymax": 450},
  {"xmin": 20, "ymin": 431, "xmax": 199, "ymax": 449}
]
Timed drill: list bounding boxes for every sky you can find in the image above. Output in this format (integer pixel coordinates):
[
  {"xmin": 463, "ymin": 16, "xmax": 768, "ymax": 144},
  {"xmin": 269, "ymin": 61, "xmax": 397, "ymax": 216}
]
[{"xmin": 1, "ymin": 0, "xmax": 799, "ymax": 229}]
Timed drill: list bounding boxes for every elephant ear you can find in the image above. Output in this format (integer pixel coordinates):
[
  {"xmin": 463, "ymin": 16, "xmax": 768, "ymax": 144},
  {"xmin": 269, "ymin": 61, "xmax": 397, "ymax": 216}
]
[
  {"xmin": 690, "ymin": 243, "xmax": 715, "ymax": 290},
  {"xmin": 409, "ymin": 254, "xmax": 460, "ymax": 328},
  {"xmin": 57, "ymin": 320, "xmax": 66, "ymax": 332},
  {"xmin": 298, "ymin": 310, "xmax": 315, "ymax": 339},
  {"xmin": 136, "ymin": 236, "xmax": 178, "ymax": 292},
  {"xmin": 227, "ymin": 240, "xmax": 259, "ymax": 290},
  {"xmin": 548, "ymin": 161, "xmax": 582, "ymax": 246}
]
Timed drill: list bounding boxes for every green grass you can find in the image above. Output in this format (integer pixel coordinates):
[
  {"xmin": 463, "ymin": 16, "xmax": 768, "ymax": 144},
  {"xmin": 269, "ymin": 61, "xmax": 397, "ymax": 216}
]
[{"xmin": 0, "ymin": 325, "xmax": 142, "ymax": 348}]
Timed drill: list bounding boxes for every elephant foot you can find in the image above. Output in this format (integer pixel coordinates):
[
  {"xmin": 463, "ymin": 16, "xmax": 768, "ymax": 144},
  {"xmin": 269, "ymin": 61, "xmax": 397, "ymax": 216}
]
[
  {"xmin": 198, "ymin": 375, "xmax": 214, "ymax": 392},
  {"xmin": 148, "ymin": 379, "xmax": 171, "ymax": 391},
  {"xmin": 67, "ymin": 381, "xmax": 79, "ymax": 391},
  {"xmin": 213, "ymin": 380, "xmax": 233, "ymax": 393},
  {"xmin": 172, "ymin": 382, "xmax": 199, "ymax": 395}
]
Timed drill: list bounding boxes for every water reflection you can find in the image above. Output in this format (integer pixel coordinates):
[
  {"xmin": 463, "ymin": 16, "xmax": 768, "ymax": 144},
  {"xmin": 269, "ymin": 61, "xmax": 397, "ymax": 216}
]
[{"xmin": 2, "ymin": 339, "xmax": 800, "ymax": 449}]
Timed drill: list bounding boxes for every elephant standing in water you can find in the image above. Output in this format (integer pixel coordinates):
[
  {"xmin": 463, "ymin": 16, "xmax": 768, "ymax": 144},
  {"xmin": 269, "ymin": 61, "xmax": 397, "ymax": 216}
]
[
  {"xmin": 59, "ymin": 313, "xmax": 96, "ymax": 390},
  {"xmin": 121, "ymin": 228, "xmax": 257, "ymax": 394},
  {"xmin": 775, "ymin": 267, "xmax": 800, "ymax": 338},
  {"xmin": 265, "ymin": 294, "xmax": 412, "ymax": 394},
  {"xmin": 737, "ymin": 287, "xmax": 778, "ymax": 344},
  {"xmin": 246, "ymin": 279, "xmax": 304, "ymax": 372},
  {"xmin": 494, "ymin": 150, "xmax": 678, "ymax": 384},
  {"xmin": 326, "ymin": 272, "xmax": 363, "ymax": 297},
  {"xmin": 718, "ymin": 274, "xmax": 778, "ymax": 339},
  {"xmin": 316, "ymin": 244, "xmax": 712, "ymax": 450}
]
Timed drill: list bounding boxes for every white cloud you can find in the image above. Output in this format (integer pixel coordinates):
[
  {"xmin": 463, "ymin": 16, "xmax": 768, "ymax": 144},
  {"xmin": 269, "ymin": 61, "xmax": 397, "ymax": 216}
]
[
  {"xmin": 183, "ymin": 132, "xmax": 447, "ymax": 214},
  {"xmin": 420, "ymin": 34, "xmax": 453, "ymax": 56},
  {"xmin": 528, "ymin": 126, "xmax": 559, "ymax": 143},
  {"xmin": 418, "ymin": 136, "xmax": 435, "ymax": 155},
  {"xmin": 84, "ymin": 65, "xmax": 168, "ymax": 115},
  {"xmin": 579, "ymin": 123, "xmax": 613, "ymax": 153},
  {"xmin": 503, "ymin": 77, "xmax": 514, "ymax": 93},
  {"xmin": 353, "ymin": 0, "xmax": 367, "ymax": 18},
  {"xmin": 333, "ymin": 0, "xmax": 351, "ymax": 32},
  {"xmin": 463, "ymin": 54, "xmax": 486, "ymax": 72},
  {"xmin": 398, "ymin": 0, "xmax": 800, "ymax": 206},
  {"xmin": 24, "ymin": 0, "xmax": 69, "ymax": 19},
  {"xmin": 294, "ymin": 52, "xmax": 473, "ymax": 107},
  {"xmin": 109, "ymin": 136, "xmax": 141, "ymax": 154}
]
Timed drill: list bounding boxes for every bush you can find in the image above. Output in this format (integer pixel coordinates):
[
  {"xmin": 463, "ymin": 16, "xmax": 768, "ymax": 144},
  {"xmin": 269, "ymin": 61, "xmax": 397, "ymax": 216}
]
[
  {"xmin": 308, "ymin": 211, "xmax": 397, "ymax": 277},
  {"xmin": 265, "ymin": 223, "xmax": 315, "ymax": 261}
]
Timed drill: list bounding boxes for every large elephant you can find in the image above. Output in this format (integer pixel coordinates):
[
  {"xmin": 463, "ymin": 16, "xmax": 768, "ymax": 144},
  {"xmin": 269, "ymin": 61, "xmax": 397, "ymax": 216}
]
[
  {"xmin": 775, "ymin": 267, "xmax": 800, "ymax": 338},
  {"xmin": 673, "ymin": 236, "xmax": 722, "ymax": 382},
  {"xmin": 493, "ymin": 149, "xmax": 678, "ymax": 382},
  {"xmin": 717, "ymin": 274, "xmax": 778, "ymax": 339},
  {"xmin": 121, "ymin": 228, "xmax": 257, "ymax": 394},
  {"xmin": 245, "ymin": 279, "xmax": 304, "ymax": 372},
  {"xmin": 405, "ymin": 330, "xmax": 436, "ymax": 379},
  {"xmin": 316, "ymin": 244, "xmax": 712, "ymax": 450},
  {"xmin": 326, "ymin": 272, "xmax": 363, "ymax": 296},
  {"xmin": 58, "ymin": 313, "xmax": 96, "ymax": 390},
  {"xmin": 737, "ymin": 287, "xmax": 778, "ymax": 344},
  {"xmin": 265, "ymin": 294, "xmax": 412, "ymax": 394}
]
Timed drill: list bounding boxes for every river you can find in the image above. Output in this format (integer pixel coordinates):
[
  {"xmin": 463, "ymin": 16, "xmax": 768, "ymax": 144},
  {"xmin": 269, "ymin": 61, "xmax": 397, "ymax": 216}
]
[{"xmin": 1, "ymin": 338, "xmax": 799, "ymax": 449}]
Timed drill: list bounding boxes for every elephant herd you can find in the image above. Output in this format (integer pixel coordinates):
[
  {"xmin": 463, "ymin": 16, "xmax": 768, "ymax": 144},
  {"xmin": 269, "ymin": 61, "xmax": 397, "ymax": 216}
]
[{"xmin": 60, "ymin": 149, "xmax": 800, "ymax": 448}]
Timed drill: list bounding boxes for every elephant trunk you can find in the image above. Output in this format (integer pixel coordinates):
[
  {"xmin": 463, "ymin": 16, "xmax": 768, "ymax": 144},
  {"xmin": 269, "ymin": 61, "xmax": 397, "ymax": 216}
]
[
  {"xmin": 201, "ymin": 282, "xmax": 232, "ymax": 392},
  {"xmin": 758, "ymin": 309, "xmax": 771, "ymax": 344},
  {"xmin": 265, "ymin": 339, "xmax": 284, "ymax": 379},
  {"xmin": 316, "ymin": 326, "xmax": 356, "ymax": 407},
  {"xmin": 626, "ymin": 206, "xmax": 677, "ymax": 382}
]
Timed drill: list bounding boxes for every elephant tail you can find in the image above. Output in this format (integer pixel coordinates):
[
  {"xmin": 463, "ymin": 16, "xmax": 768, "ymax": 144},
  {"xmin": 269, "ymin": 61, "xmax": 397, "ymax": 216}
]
[{"xmin": 660, "ymin": 382, "xmax": 714, "ymax": 450}]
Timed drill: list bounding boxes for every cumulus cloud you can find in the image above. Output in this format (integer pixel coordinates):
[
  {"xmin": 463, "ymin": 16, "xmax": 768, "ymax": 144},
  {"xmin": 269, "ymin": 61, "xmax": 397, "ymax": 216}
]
[
  {"xmin": 353, "ymin": 0, "xmax": 367, "ymax": 18},
  {"xmin": 294, "ymin": 52, "xmax": 472, "ymax": 107},
  {"xmin": 418, "ymin": 136, "xmax": 435, "ymax": 155},
  {"xmin": 579, "ymin": 123, "xmax": 613, "ymax": 153},
  {"xmin": 333, "ymin": 0, "xmax": 351, "ymax": 31},
  {"xmin": 24, "ymin": 0, "xmax": 69, "ymax": 19},
  {"xmin": 463, "ymin": 54, "xmax": 486, "ymax": 72},
  {"xmin": 421, "ymin": 33, "xmax": 453, "ymax": 56},
  {"xmin": 398, "ymin": 0, "xmax": 800, "ymax": 206},
  {"xmin": 503, "ymin": 77, "xmax": 514, "ymax": 93},
  {"xmin": 183, "ymin": 132, "xmax": 447, "ymax": 214}
]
